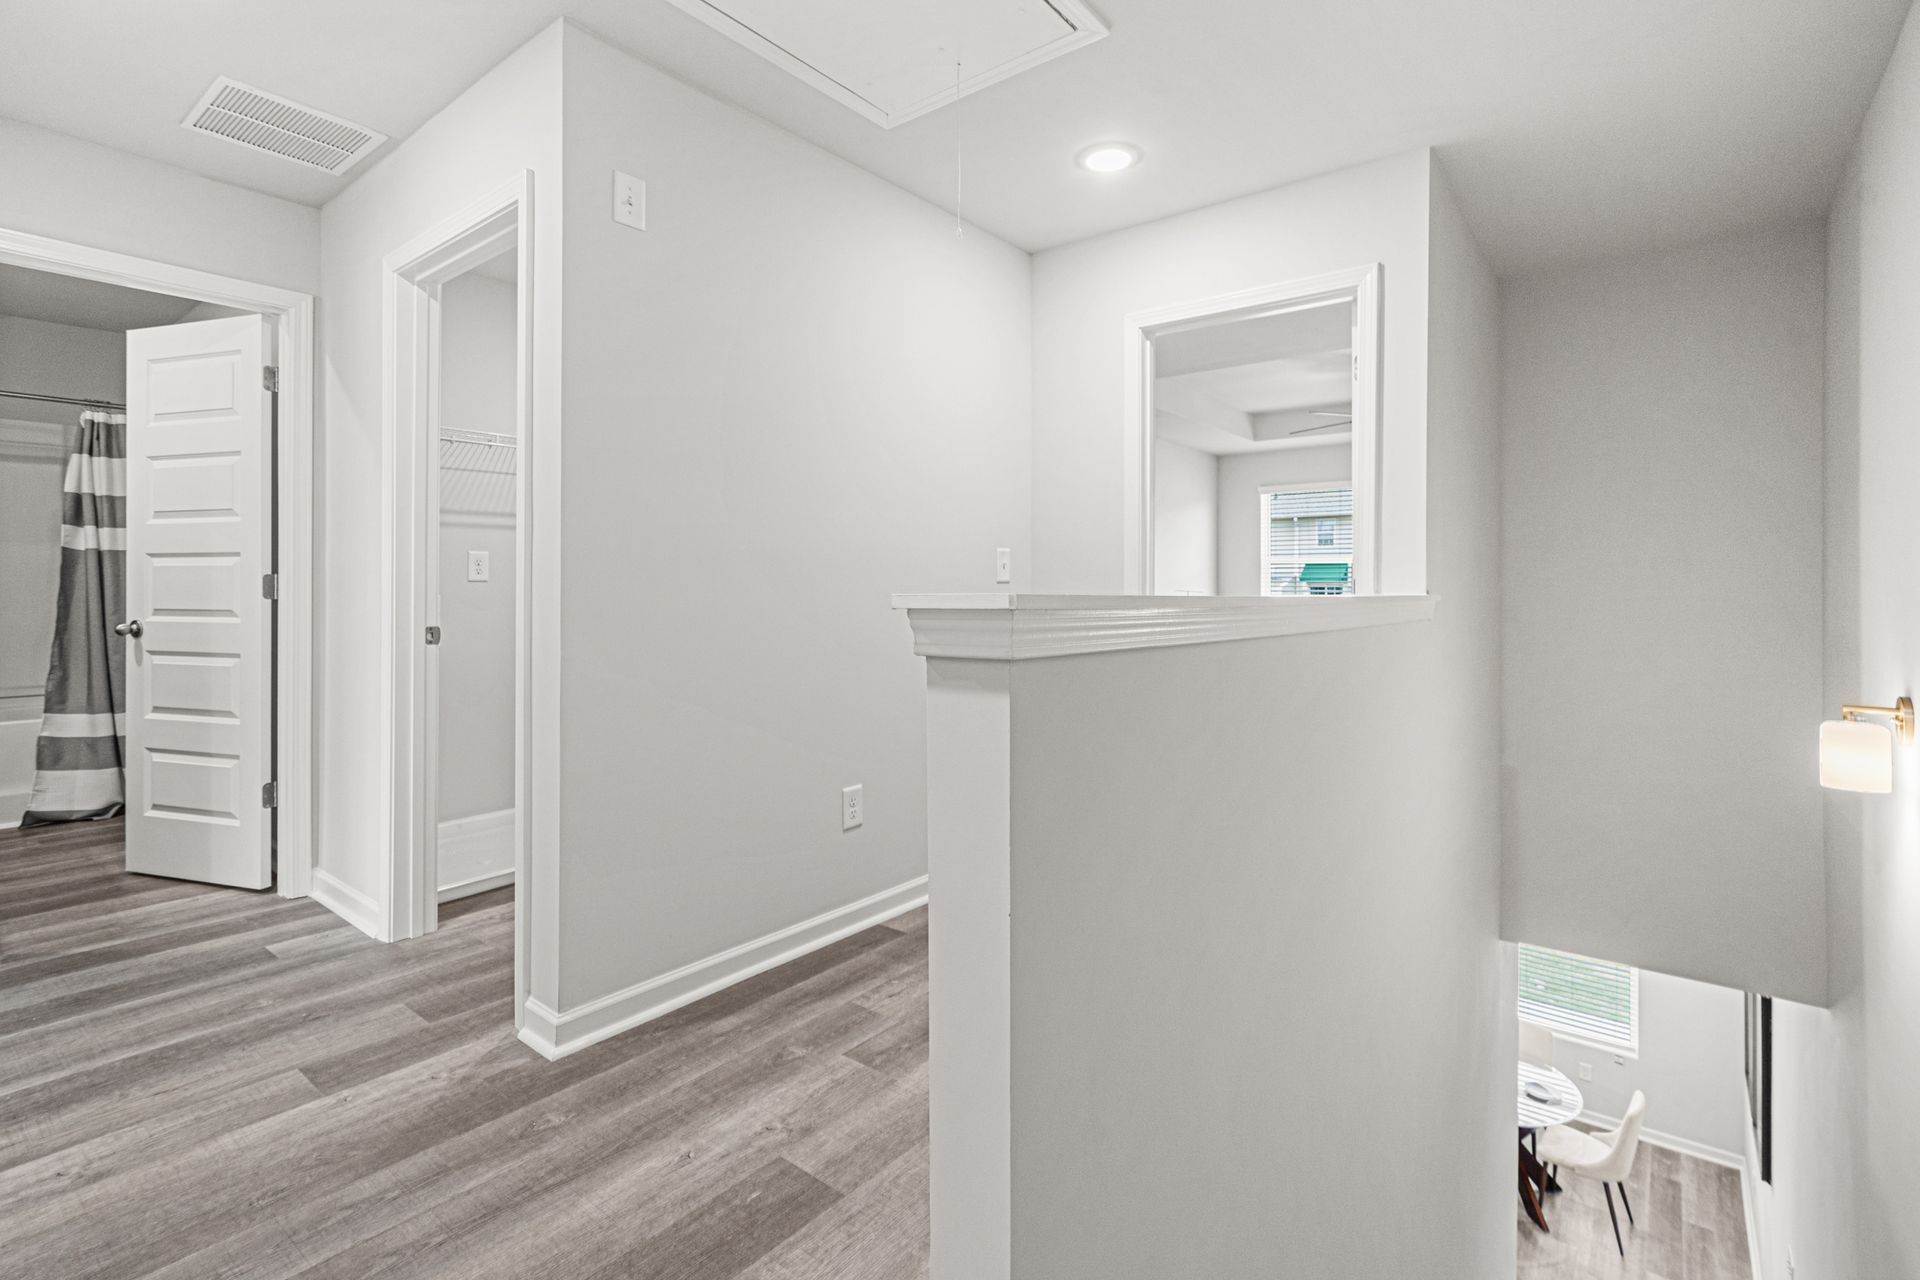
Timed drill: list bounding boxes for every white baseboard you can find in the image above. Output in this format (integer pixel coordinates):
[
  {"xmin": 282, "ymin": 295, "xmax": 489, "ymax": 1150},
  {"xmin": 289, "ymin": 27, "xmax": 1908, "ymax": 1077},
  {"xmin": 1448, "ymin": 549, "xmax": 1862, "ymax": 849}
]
[
  {"xmin": 518, "ymin": 875, "xmax": 928, "ymax": 1061},
  {"xmin": 438, "ymin": 870, "xmax": 514, "ymax": 902},
  {"xmin": 436, "ymin": 808, "xmax": 513, "ymax": 901},
  {"xmin": 311, "ymin": 867, "xmax": 383, "ymax": 941},
  {"xmin": 1578, "ymin": 1107, "xmax": 1743, "ymax": 1170}
]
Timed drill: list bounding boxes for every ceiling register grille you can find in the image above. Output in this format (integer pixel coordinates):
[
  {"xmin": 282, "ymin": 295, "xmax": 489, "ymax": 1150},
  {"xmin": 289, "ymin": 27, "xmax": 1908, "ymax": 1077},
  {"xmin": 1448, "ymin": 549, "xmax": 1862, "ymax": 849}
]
[{"xmin": 182, "ymin": 78, "xmax": 387, "ymax": 173}]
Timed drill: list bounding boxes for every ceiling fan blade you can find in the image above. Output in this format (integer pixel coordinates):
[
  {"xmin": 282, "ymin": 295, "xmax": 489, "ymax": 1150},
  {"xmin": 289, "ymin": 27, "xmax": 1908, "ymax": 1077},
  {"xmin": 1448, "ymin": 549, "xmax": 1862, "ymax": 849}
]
[
  {"xmin": 1308, "ymin": 409, "xmax": 1354, "ymax": 418},
  {"xmin": 1289, "ymin": 421, "xmax": 1350, "ymax": 436}
]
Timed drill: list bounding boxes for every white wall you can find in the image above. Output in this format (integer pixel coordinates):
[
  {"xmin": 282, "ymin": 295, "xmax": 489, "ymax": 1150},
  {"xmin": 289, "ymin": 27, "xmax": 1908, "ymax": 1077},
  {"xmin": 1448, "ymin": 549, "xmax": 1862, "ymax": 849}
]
[
  {"xmin": 1499, "ymin": 224, "xmax": 1828, "ymax": 1005},
  {"xmin": 553, "ymin": 25, "xmax": 1032, "ymax": 1011},
  {"xmin": 999, "ymin": 154, "xmax": 1509, "ymax": 1278},
  {"xmin": 436, "ymin": 270, "xmax": 517, "ymax": 831},
  {"xmin": 0, "ymin": 119, "xmax": 317, "ymax": 293},
  {"xmin": 1762, "ymin": 6, "xmax": 1920, "ymax": 1276},
  {"xmin": 1030, "ymin": 150, "xmax": 1430, "ymax": 595},
  {"xmin": 1538, "ymin": 966, "xmax": 1748, "ymax": 1160},
  {"xmin": 1215, "ymin": 442, "xmax": 1351, "ymax": 596},
  {"xmin": 0, "ymin": 315, "xmax": 125, "ymax": 825},
  {"xmin": 314, "ymin": 24, "xmax": 562, "ymax": 964},
  {"xmin": 434, "ymin": 270, "xmax": 517, "ymax": 900},
  {"xmin": 1151, "ymin": 439, "xmax": 1217, "ymax": 595}
]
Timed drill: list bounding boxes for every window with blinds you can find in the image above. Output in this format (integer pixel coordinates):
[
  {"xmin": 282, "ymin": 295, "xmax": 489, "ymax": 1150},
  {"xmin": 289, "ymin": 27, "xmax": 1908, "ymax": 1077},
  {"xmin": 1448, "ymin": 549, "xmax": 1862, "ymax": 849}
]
[
  {"xmin": 1261, "ymin": 487, "xmax": 1354, "ymax": 596},
  {"xmin": 1518, "ymin": 944, "xmax": 1638, "ymax": 1053}
]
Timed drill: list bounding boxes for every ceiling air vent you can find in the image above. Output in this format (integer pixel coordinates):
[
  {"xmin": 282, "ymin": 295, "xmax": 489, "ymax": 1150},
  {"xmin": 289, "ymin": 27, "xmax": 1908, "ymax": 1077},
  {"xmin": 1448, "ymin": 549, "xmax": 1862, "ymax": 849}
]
[{"xmin": 182, "ymin": 78, "xmax": 387, "ymax": 174}]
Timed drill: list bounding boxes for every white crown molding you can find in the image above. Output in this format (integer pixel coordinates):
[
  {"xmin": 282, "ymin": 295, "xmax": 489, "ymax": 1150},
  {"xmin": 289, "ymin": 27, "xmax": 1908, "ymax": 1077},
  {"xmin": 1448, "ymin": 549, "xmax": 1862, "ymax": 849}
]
[{"xmin": 893, "ymin": 593, "xmax": 1436, "ymax": 661}]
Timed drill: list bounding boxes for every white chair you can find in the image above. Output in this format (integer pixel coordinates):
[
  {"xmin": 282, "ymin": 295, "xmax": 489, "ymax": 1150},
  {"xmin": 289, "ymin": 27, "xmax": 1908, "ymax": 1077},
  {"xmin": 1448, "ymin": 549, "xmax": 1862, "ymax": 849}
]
[
  {"xmin": 1536, "ymin": 1090, "xmax": 1648, "ymax": 1255},
  {"xmin": 1519, "ymin": 1019, "xmax": 1553, "ymax": 1067}
]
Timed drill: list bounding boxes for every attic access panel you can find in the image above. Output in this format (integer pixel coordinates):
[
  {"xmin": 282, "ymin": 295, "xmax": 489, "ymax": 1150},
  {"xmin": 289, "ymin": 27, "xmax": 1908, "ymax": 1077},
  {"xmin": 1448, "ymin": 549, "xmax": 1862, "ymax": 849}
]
[{"xmin": 662, "ymin": 0, "xmax": 1109, "ymax": 128}]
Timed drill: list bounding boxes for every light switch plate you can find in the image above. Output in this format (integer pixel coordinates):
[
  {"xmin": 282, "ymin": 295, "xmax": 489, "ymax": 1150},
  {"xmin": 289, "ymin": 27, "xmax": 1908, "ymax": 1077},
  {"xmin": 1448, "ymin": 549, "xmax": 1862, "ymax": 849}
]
[
  {"xmin": 466, "ymin": 550, "xmax": 490, "ymax": 582},
  {"xmin": 614, "ymin": 171, "xmax": 646, "ymax": 230},
  {"xmin": 995, "ymin": 547, "xmax": 1012, "ymax": 584}
]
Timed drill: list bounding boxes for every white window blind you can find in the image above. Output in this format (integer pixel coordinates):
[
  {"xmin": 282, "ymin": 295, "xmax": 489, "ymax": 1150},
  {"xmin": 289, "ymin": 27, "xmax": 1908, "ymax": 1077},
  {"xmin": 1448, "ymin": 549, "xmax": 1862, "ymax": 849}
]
[
  {"xmin": 1262, "ymin": 487, "xmax": 1354, "ymax": 596},
  {"xmin": 1518, "ymin": 944, "xmax": 1638, "ymax": 1053}
]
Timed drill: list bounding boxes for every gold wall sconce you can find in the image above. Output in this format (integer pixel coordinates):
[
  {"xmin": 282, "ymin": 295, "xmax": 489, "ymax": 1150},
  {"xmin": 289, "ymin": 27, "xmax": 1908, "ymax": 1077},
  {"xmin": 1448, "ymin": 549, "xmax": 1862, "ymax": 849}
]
[{"xmin": 1819, "ymin": 696, "xmax": 1914, "ymax": 793}]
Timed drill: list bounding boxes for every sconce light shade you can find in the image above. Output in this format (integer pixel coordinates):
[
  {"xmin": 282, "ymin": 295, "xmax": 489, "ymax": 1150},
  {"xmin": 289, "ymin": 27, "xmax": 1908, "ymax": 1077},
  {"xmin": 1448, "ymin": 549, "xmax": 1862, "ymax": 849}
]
[{"xmin": 1820, "ymin": 718, "xmax": 1894, "ymax": 793}]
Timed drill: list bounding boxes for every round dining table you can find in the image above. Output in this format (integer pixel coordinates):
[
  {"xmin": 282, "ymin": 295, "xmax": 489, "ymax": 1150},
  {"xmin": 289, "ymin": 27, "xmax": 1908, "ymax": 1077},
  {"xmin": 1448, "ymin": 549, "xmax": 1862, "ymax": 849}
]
[{"xmin": 1516, "ymin": 1061, "xmax": 1583, "ymax": 1231}]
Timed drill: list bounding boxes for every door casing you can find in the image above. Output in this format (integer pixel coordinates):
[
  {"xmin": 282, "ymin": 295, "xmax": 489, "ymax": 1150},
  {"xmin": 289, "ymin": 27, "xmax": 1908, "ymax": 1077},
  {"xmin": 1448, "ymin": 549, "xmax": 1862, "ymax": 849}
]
[
  {"xmin": 382, "ymin": 173, "xmax": 536, "ymax": 1037},
  {"xmin": 0, "ymin": 227, "xmax": 317, "ymax": 899}
]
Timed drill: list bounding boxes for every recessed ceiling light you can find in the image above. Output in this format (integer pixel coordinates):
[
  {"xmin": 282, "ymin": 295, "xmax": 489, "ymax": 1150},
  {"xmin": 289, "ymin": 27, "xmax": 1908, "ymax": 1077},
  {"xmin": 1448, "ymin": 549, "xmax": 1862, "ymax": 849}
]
[{"xmin": 1077, "ymin": 143, "xmax": 1141, "ymax": 174}]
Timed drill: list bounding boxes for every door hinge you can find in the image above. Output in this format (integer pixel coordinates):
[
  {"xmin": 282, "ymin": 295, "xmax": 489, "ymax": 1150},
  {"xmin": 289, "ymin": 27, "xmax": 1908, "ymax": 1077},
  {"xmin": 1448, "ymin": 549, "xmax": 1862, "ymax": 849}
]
[
  {"xmin": 262, "ymin": 572, "xmax": 278, "ymax": 600},
  {"xmin": 262, "ymin": 780, "xmax": 278, "ymax": 809},
  {"xmin": 263, "ymin": 366, "xmax": 280, "ymax": 394},
  {"xmin": 425, "ymin": 625, "xmax": 442, "ymax": 646}
]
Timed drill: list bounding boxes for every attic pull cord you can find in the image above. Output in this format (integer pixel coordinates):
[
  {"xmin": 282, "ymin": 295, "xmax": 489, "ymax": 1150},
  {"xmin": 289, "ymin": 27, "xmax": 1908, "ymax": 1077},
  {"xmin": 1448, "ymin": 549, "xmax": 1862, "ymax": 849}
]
[{"xmin": 954, "ymin": 59, "xmax": 965, "ymax": 237}]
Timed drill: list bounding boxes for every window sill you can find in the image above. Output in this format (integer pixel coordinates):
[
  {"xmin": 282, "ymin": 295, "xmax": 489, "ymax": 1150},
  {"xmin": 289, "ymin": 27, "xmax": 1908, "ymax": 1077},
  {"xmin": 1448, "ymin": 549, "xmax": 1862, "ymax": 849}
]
[{"xmin": 892, "ymin": 593, "xmax": 1436, "ymax": 661}]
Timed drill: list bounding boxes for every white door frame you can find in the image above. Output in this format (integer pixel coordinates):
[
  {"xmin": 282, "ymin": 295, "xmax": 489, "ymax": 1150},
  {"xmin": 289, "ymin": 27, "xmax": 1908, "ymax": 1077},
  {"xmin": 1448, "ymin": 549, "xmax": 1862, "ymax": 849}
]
[
  {"xmin": 0, "ymin": 226, "xmax": 317, "ymax": 898},
  {"xmin": 1122, "ymin": 264, "xmax": 1383, "ymax": 596},
  {"xmin": 382, "ymin": 173, "xmax": 534, "ymax": 1028}
]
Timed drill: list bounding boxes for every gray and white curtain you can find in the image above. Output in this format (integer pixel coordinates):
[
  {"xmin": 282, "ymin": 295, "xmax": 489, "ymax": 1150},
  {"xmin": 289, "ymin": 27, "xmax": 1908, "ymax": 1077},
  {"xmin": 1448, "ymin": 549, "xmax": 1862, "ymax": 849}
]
[{"xmin": 20, "ymin": 411, "xmax": 126, "ymax": 825}]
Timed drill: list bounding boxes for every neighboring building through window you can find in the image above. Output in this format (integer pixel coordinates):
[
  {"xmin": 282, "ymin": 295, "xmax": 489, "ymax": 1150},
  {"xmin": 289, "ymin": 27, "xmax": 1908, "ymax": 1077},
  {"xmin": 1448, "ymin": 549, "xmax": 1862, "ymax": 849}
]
[
  {"xmin": 1517, "ymin": 944, "xmax": 1638, "ymax": 1054},
  {"xmin": 1261, "ymin": 486, "xmax": 1354, "ymax": 596}
]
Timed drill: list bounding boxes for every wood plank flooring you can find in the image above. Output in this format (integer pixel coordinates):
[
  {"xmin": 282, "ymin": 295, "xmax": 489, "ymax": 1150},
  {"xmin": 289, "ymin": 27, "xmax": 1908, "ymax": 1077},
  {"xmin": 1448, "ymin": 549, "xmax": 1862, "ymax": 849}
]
[
  {"xmin": 0, "ymin": 819, "xmax": 930, "ymax": 1280},
  {"xmin": 1517, "ymin": 1131, "xmax": 1752, "ymax": 1280}
]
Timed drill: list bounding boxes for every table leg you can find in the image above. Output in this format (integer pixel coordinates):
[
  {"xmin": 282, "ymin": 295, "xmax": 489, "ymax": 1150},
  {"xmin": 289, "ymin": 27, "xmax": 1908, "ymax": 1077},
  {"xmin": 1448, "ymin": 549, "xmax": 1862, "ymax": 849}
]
[{"xmin": 1519, "ymin": 1138, "xmax": 1550, "ymax": 1231}]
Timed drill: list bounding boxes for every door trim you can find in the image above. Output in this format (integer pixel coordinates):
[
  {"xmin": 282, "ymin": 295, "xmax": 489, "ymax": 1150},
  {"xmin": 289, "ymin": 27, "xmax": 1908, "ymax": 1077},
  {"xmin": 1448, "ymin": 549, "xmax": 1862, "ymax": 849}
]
[
  {"xmin": 382, "ymin": 173, "xmax": 535, "ymax": 1033},
  {"xmin": 1121, "ymin": 264, "xmax": 1383, "ymax": 596},
  {"xmin": 0, "ymin": 227, "xmax": 317, "ymax": 899}
]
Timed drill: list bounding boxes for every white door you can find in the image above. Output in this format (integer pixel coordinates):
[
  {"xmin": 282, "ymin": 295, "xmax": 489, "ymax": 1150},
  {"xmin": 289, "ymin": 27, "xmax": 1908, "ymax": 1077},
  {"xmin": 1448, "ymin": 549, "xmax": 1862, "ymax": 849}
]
[{"xmin": 123, "ymin": 315, "xmax": 275, "ymax": 889}]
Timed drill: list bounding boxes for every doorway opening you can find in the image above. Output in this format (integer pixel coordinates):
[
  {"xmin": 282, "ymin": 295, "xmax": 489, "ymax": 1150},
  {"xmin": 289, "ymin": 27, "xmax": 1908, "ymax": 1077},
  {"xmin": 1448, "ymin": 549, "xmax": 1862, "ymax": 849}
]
[
  {"xmin": 0, "ymin": 232, "xmax": 313, "ymax": 899},
  {"xmin": 1123, "ymin": 265, "xmax": 1381, "ymax": 596},
  {"xmin": 383, "ymin": 175, "xmax": 534, "ymax": 1036},
  {"xmin": 426, "ymin": 249, "xmax": 519, "ymax": 917}
]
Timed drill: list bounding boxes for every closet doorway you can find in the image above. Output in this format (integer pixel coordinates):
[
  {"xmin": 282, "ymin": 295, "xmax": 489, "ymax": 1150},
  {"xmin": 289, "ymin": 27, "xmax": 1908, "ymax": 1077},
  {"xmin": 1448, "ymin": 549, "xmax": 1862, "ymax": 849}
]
[
  {"xmin": 0, "ymin": 228, "xmax": 315, "ymax": 895},
  {"xmin": 423, "ymin": 247, "xmax": 520, "ymax": 919},
  {"xmin": 382, "ymin": 175, "xmax": 534, "ymax": 1037}
]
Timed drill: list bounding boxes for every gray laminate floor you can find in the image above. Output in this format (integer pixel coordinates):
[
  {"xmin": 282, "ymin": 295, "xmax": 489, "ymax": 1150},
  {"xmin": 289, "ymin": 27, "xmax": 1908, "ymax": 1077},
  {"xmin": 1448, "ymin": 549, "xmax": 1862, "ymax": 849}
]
[
  {"xmin": 0, "ymin": 818, "xmax": 930, "ymax": 1280},
  {"xmin": 1517, "ymin": 1130, "xmax": 1752, "ymax": 1280}
]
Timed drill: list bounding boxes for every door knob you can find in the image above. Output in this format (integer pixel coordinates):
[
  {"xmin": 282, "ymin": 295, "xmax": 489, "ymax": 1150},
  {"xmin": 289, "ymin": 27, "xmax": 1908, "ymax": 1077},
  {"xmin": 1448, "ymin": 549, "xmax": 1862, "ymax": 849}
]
[{"xmin": 115, "ymin": 619, "xmax": 143, "ymax": 638}]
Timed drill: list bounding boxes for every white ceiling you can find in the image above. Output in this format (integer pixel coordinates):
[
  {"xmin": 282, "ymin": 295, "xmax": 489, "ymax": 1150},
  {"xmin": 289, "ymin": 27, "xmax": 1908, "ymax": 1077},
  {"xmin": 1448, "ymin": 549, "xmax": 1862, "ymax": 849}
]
[
  {"xmin": 1153, "ymin": 304, "xmax": 1351, "ymax": 382},
  {"xmin": 1154, "ymin": 301, "xmax": 1353, "ymax": 455},
  {"xmin": 0, "ymin": 263, "xmax": 198, "ymax": 331},
  {"xmin": 0, "ymin": 0, "xmax": 1906, "ymax": 272}
]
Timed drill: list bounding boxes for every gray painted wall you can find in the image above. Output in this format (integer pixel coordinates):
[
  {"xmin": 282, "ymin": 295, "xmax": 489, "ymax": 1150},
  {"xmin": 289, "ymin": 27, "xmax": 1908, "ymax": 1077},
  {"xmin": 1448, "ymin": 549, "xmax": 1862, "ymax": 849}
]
[
  {"xmin": 554, "ymin": 26, "xmax": 1033, "ymax": 1010},
  {"xmin": 1005, "ymin": 157, "xmax": 1510, "ymax": 1279},
  {"xmin": 1499, "ymin": 224, "xmax": 1829, "ymax": 1004},
  {"xmin": 1762, "ymin": 4, "xmax": 1920, "ymax": 1275}
]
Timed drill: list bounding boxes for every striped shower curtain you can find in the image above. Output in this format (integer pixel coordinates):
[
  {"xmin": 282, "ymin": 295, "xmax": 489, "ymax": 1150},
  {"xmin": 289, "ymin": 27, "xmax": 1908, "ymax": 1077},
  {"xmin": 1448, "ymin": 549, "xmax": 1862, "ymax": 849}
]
[{"xmin": 20, "ymin": 411, "xmax": 127, "ymax": 825}]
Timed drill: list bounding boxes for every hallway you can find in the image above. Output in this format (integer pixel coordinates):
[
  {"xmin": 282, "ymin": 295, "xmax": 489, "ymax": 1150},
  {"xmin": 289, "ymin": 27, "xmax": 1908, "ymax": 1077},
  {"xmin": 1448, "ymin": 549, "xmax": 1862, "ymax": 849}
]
[{"xmin": 0, "ymin": 819, "xmax": 930, "ymax": 1279}]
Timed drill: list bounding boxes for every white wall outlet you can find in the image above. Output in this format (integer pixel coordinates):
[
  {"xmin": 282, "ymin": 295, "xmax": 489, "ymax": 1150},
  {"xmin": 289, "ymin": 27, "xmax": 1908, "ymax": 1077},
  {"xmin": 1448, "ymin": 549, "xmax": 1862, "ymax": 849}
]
[
  {"xmin": 613, "ymin": 171, "xmax": 646, "ymax": 230},
  {"xmin": 466, "ymin": 550, "xmax": 490, "ymax": 582},
  {"xmin": 841, "ymin": 784, "xmax": 864, "ymax": 831},
  {"xmin": 995, "ymin": 547, "xmax": 1012, "ymax": 584},
  {"xmin": 1577, "ymin": 1062, "xmax": 1594, "ymax": 1082}
]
